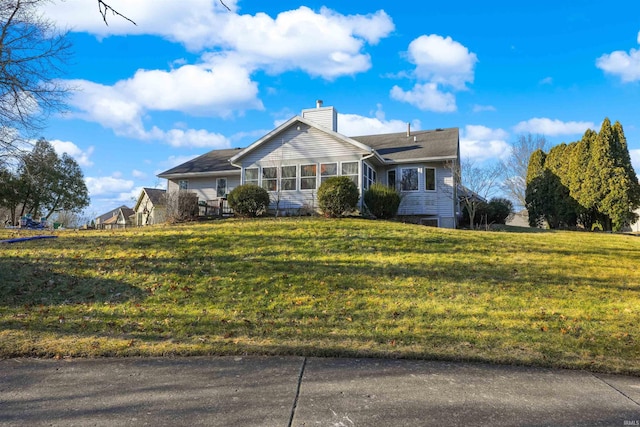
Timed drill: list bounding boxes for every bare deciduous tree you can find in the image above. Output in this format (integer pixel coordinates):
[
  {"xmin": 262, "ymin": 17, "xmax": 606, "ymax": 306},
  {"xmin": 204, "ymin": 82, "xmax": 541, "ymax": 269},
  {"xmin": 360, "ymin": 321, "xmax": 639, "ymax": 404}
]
[
  {"xmin": 500, "ymin": 133, "xmax": 547, "ymax": 209},
  {"xmin": 448, "ymin": 158, "xmax": 503, "ymax": 229},
  {"xmin": 0, "ymin": 0, "xmax": 71, "ymax": 155}
]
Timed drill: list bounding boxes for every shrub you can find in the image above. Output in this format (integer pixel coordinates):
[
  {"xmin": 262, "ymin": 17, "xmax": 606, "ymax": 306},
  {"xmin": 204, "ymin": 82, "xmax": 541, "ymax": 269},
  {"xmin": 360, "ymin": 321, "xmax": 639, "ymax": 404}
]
[
  {"xmin": 487, "ymin": 197, "xmax": 513, "ymax": 225},
  {"xmin": 364, "ymin": 183, "xmax": 401, "ymax": 219},
  {"xmin": 227, "ymin": 184, "xmax": 270, "ymax": 217},
  {"xmin": 461, "ymin": 197, "xmax": 513, "ymax": 228},
  {"xmin": 317, "ymin": 176, "xmax": 359, "ymax": 218},
  {"xmin": 165, "ymin": 191, "xmax": 199, "ymax": 223}
]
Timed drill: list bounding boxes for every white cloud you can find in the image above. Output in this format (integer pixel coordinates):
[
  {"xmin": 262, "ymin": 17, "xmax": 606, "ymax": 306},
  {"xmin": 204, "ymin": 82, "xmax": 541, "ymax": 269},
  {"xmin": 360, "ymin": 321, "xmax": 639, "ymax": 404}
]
[
  {"xmin": 460, "ymin": 125, "xmax": 510, "ymax": 162},
  {"xmin": 407, "ymin": 34, "xmax": 478, "ymax": 90},
  {"xmin": 132, "ymin": 169, "xmax": 147, "ymax": 179},
  {"xmin": 64, "ymin": 73, "xmax": 241, "ymax": 148},
  {"xmin": 47, "ymin": 2, "xmax": 394, "ymax": 80},
  {"xmin": 85, "ymin": 176, "xmax": 135, "ymax": 197},
  {"xmin": 49, "ymin": 140, "xmax": 95, "ymax": 167},
  {"xmin": 391, "ymin": 34, "xmax": 476, "ymax": 112},
  {"xmin": 513, "ymin": 118, "xmax": 594, "ymax": 136},
  {"xmin": 596, "ymin": 33, "xmax": 640, "ymax": 82},
  {"xmin": 338, "ymin": 114, "xmax": 420, "ymax": 137},
  {"xmin": 539, "ymin": 76, "xmax": 553, "ymax": 85},
  {"xmin": 163, "ymin": 128, "xmax": 230, "ymax": 148},
  {"xmin": 390, "ymin": 83, "xmax": 457, "ymax": 112},
  {"xmin": 472, "ymin": 104, "xmax": 496, "ymax": 113}
]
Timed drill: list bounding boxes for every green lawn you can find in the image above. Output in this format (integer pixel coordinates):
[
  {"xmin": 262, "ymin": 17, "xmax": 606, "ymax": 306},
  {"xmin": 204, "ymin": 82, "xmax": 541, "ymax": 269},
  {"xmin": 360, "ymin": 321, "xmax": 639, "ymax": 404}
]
[{"xmin": 1, "ymin": 218, "xmax": 639, "ymax": 375}]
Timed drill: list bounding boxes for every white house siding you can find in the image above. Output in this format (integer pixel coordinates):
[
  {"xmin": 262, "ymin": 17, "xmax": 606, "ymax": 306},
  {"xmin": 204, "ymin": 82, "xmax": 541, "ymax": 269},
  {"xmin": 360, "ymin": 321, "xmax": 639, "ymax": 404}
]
[
  {"xmin": 238, "ymin": 123, "xmax": 369, "ymax": 212},
  {"xmin": 169, "ymin": 175, "xmax": 241, "ymax": 202},
  {"xmin": 392, "ymin": 162, "xmax": 456, "ymax": 226},
  {"xmin": 135, "ymin": 193, "xmax": 165, "ymax": 226}
]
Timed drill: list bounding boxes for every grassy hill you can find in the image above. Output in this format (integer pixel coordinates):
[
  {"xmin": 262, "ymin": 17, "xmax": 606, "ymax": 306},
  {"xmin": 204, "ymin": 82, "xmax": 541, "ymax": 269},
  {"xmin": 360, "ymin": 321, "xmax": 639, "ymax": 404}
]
[{"xmin": 1, "ymin": 218, "xmax": 639, "ymax": 375}]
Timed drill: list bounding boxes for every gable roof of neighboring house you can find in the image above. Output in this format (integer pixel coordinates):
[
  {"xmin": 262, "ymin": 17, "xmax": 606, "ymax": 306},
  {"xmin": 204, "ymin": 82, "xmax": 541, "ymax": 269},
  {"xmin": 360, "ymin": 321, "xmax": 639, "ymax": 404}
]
[
  {"xmin": 134, "ymin": 188, "xmax": 167, "ymax": 211},
  {"xmin": 120, "ymin": 207, "xmax": 135, "ymax": 220},
  {"xmin": 96, "ymin": 205, "xmax": 130, "ymax": 223},
  {"xmin": 158, "ymin": 148, "xmax": 243, "ymax": 178}
]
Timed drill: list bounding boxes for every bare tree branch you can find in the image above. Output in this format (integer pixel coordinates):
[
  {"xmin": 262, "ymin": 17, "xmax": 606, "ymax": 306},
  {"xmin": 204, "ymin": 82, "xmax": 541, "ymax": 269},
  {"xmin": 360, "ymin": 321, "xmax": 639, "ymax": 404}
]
[
  {"xmin": 96, "ymin": 0, "xmax": 231, "ymax": 26},
  {"xmin": 97, "ymin": 0, "xmax": 136, "ymax": 26}
]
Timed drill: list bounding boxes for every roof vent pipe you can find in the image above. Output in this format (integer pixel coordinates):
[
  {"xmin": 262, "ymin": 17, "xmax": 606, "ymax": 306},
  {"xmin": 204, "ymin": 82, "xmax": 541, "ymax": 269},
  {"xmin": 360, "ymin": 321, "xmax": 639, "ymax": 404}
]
[
  {"xmin": 407, "ymin": 122, "xmax": 410, "ymax": 137},
  {"xmin": 316, "ymin": 100, "xmax": 323, "ymax": 108}
]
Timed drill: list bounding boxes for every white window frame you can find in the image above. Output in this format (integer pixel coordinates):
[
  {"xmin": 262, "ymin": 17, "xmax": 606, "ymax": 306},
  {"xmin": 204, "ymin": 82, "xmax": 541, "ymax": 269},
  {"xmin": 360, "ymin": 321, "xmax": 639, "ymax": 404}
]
[
  {"xmin": 425, "ymin": 167, "xmax": 436, "ymax": 192},
  {"xmin": 300, "ymin": 164, "xmax": 317, "ymax": 190},
  {"xmin": 281, "ymin": 165, "xmax": 297, "ymax": 191},
  {"xmin": 245, "ymin": 168, "xmax": 259, "ymax": 185},
  {"xmin": 262, "ymin": 166, "xmax": 278, "ymax": 192},
  {"xmin": 178, "ymin": 179, "xmax": 188, "ymax": 190},
  {"xmin": 387, "ymin": 169, "xmax": 396, "ymax": 190},
  {"xmin": 400, "ymin": 167, "xmax": 419, "ymax": 192},
  {"xmin": 216, "ymin": 178, "xmax": 227, "ymax": 198},
  {"xmin": 341, "ymin": 161, "xmax": 359, "ymax": 187},
  {"xmin": 320, "ymin": 162, "xmax": 338, "ymax": 184}
]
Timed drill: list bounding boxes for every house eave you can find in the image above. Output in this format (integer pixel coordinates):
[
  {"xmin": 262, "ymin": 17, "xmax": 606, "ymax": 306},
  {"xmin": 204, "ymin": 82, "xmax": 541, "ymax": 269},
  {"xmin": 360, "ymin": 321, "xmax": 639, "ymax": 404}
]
[
  {"xmin": 158, "ymin": 170, "xmax": 241, "ymax": 179},
  {"xmin": 382, "ymin": 155, "xmax": 458, "ymax": 165}
]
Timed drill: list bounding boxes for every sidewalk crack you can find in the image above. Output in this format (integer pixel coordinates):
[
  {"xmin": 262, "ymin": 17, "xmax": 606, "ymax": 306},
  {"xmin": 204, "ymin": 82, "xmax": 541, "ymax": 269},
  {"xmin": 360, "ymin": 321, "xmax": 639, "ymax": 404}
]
[
  {"xmin": 592, "ymin": 373, "xmax": 640, "ymax": 407},
  {"xmin": 287, "ymin": 357, "xmax": 307, "ymax": 427}
]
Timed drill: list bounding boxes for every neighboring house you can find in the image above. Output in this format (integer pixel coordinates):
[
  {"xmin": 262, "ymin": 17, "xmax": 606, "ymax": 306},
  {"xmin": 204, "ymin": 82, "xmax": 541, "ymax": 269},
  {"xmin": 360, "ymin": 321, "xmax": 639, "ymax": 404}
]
[
  {"xmin": 133, "ymin": 188, "xmax": 167, "ymax": 226},
  {"xmin": 95, "ymin": 206, "xmax": 134, "ymax": 229},
  {"xmin": 158, "ymin": 102, "xmax": 460, "ymax": 228}
]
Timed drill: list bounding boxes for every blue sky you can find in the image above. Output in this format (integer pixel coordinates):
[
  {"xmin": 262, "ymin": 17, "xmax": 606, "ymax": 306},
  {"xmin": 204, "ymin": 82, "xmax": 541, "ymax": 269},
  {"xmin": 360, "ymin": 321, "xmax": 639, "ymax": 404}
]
[{"xmin": 38, "ymin": 0, "xmax": 640, "ymax": 216}]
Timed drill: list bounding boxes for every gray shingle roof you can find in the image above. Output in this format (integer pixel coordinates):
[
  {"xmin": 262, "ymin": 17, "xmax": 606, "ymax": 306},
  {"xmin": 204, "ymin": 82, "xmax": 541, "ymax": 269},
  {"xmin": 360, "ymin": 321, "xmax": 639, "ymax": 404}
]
[
  {"xmin": 157, "ymin": 148, "xmax": 242, "ymax": 177},
  {"xmin": 143, "ymin": 188, "xmax": 166, "ymax": 206},
  {"xmin": 351, "ymin": 127, "xmax": 459, "ymax": 162}
]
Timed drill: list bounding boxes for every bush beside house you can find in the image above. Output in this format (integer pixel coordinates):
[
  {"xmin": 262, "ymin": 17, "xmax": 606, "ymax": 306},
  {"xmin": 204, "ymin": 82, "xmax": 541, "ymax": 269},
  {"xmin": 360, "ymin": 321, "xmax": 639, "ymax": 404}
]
[
  {"xmin": 227, "ymin": 184, "xmax": 270, "ymax": 217},
  {"xmin": 317, "ymin": 176, "xmax": 359, "ymax": 218}
]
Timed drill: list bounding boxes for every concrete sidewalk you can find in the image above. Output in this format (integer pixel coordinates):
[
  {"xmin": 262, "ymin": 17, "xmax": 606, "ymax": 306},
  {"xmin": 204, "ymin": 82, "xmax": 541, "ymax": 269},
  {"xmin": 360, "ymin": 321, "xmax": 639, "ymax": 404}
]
[{"xmin": 1, "ymin": 357, "xmax": 639, "ymax": 426}]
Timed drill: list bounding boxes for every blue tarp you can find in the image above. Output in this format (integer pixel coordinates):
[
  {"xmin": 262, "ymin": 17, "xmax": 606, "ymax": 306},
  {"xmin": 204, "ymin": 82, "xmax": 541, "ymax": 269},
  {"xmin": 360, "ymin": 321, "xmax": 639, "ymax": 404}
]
[{"xmin": 0, "ymin": 235, "xmax": 58, "ymax": 244}]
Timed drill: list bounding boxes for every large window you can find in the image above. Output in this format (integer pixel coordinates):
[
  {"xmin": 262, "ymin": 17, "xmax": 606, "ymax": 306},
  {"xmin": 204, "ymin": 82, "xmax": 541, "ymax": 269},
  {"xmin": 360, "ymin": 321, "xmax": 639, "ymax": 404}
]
[
  {"xmin": 342, "ymin": 161, "xmax": 359, "ymax": 186},
  {"xmin": 262, "ymin": 167, "xmax": 277, "ymax": 191},
  {"xmin": 216, "ymin": 178, "xmax": 227, "ymax": 198},
  {"xmin": 281, "ymin": 166, "xmax": 297, "ymax": 191},
  {"xmin": 425, "ymin": 168, "xmax": 436, "ymax": 191},
  {"xmin": 245, "ymin": 168, "xmax": 259, "ymax": 185},
  {"xmin": 300, "ymin": 164, "xmax": 317, "ymax": 190},
  {"xmin": 362, "ymin": 163, "xmax": 376, "ymax": 190},
  {"xmin": 401, "ymin": 168, "xmax": 419, "ymax": 191},
  {"xmin": 320, "ymin": 163, "xmax": 337, "ymax": 184}
]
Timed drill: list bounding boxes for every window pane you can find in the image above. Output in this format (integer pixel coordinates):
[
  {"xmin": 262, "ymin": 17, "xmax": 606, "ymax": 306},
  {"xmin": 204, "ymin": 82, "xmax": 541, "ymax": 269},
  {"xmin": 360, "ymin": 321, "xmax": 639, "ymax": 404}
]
[
  {"xmin": 262, "ymin": 167, "xmax": 277, "ymax": 179},
  {"xmin": 281, "ymin": 165, "xmax": 296, "ymax": 178},
  {"xmin": 401, "ymin": 168, "xmax": 418, "ymax": 191},
  {"xmin": 341, "ymin": 162, "xmax": 358, "ymax": 175},
  {"xmin": 425, "ymin": 168, "xmax": 436, "ymax": 191},
  {"xmin": 320, "ymin": 163, "xmax": 337, "ymax": 176},
  {"xmin": 281, "ymin": 179, "xmax": 296, "ymax": 191},
  {"xmin": 262, "ymin": 180, "xmax": 277, "ymax": 191},
  {"xmin": 301, "ymin": 177, "xmax": 316, "ymax": 190},
  {"xmin": 301, "ymin": 164, "xmax": 316, "ymax": 177},
  {"xmin": 216, "ymin": 178, "xmax": 227, "ymax": 197},
  {"xmin": 388, "ymin": 170, "xmax": 396, "ymax": 188},
  {"xmin": 245, "ymin": 168, "xmax": 258, "ymax": 182}
]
